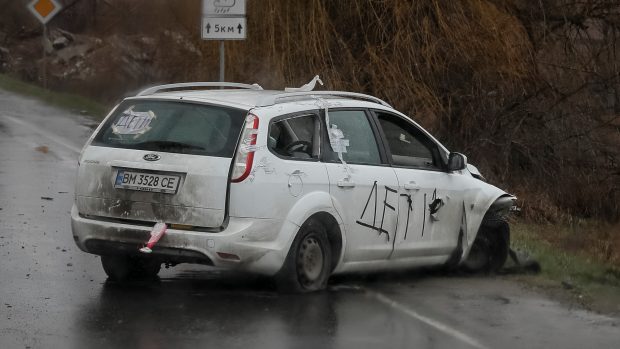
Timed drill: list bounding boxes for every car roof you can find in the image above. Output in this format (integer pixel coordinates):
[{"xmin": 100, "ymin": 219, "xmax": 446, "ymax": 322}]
[
  {"xmin": 121, "ymin": 83, "xmax": 450, "ymax": 155},
  {"xmin": 132, "ymin": 89, "xmax": 290, "ymax": 109},
  {"xmin": 126, "ymin": 83, "xmax": 392, "ymax": 110}
]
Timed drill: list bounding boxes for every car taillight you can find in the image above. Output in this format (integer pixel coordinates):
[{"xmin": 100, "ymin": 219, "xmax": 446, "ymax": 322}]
[{"xmin": 231, "ymin": 113, "xmax": 259, "ymax": 183}]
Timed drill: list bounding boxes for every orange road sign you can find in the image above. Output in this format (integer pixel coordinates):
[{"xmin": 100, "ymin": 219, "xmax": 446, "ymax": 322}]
[{"xmin": 27, "ymin": 0, "xmax": 62, "ymax": 24}]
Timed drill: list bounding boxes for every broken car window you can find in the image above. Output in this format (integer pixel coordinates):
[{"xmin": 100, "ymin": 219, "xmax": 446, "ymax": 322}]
[
  {"xmin": 269, "ymin": 114, "xmax": 319, "ymax": 160},
  {"xmin": 376, "ymin": 112, "xmax": 440, "ymax": 169},
  {"xmin": 324, "ymin": 110, "xmax": 381, "ymax": 165}
]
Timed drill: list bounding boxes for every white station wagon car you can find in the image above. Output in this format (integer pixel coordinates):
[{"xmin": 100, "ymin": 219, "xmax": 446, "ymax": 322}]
[{"xmin": 71, "ymin": 80, "xmax": 516, "ymax": 292}]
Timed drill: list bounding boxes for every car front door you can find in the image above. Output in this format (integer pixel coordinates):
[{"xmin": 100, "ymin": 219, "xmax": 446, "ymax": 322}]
[
  {"xmin": 373, "ymin": 111, "xmax": 466, "ymax": 261},
  {"xmin": 322, "ymin": 109, "xmax": 400, "ymax": 262}
]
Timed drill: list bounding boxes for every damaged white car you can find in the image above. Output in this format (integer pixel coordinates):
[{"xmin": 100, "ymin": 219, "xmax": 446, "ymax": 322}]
[{"xmin": 71, "ymin": 78, "xmax": 516, "ymax": 292}]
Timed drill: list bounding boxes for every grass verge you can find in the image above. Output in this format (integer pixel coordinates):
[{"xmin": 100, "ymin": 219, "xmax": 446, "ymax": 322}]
[
  {"xmin": 0, "ymin": 74, "xmax": 107, "ymax": 119},
  {"xmin": 510, "ymin": 222, "xmax": 620, "ymax": 315}
]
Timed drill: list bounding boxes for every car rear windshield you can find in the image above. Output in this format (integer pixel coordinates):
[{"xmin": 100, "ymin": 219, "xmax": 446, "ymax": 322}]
[{"xmin": 92, "ymin": 100, "xmax": 246, "ymax": 157}]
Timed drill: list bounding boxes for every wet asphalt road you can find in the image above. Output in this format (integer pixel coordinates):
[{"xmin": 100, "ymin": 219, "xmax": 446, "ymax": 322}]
[{"xmin": 0, "ymin": 89, "xmax": 619, "ymax": 349}]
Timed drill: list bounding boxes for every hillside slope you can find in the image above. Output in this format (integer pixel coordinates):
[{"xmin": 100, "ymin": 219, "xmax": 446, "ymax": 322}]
[{"xmin": 0, "ymin": 0, "xmax": 618, "ymax": 221}]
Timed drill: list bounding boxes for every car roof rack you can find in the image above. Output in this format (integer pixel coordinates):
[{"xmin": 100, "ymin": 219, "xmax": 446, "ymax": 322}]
[
  {"xmin": 137, "ymin": 82, "xmax": 264, "ymax": 96},
  {"xmin": 258, "ymin": 91, "xmax": 392, "ymax": 108}
]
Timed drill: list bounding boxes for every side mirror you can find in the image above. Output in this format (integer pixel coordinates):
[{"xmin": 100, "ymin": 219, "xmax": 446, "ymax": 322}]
[{"xmin": 448, "ymin": 152, "xmax": 467, "ymax": 172}]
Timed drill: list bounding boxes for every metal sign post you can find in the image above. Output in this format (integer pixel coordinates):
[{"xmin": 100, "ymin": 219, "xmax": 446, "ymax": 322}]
[
  {"xmin": 43, "ymin": 24, "xmax": 47, "ymax": 89},
  {"xmin": 202, "ymin": 0, "xmax": 247, "ymax": 82},
  {"xmin": 27, "ymin": 0, "xmax": 62, "ymax": 89},
  {"xmin": 219, "ymin": 41, "xmax": 225, "ymax": 82}
]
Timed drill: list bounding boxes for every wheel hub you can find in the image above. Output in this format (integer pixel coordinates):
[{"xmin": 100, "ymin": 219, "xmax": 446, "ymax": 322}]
[{"xmin": 297, "ymin": 236, "xmax": 324, "ymax": 283}]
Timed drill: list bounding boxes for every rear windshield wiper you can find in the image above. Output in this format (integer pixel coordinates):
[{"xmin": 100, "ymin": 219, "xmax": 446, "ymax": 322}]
[{"xmin": 134, "ymin": 140, "xmax": 205, "ymax": 151}]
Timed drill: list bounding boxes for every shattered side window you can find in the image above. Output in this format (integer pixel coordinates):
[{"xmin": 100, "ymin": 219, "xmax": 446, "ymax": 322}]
[
  {"xmin": 376, "ymin": 112, "xmax": 440, "ymax": 170},
  {"xmin": 323, "ymin": 110, "xmax": 381, "ymax": 165},
  {"xmin": 92, "ymin": 100, "xmax": 245, "ymax": 157},
  {"xmin": 269, "ymin": 114, "xmax": 319, "ymax": 160}
]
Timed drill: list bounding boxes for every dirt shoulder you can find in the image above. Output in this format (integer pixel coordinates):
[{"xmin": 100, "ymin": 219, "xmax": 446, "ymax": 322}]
[
  {"xmin": 0, "ymin": 73, "xmax": 106, "ymax": 120},
  {"xmin": 508, "ymin": 221, "xmax": 620, "ymax": 316}
]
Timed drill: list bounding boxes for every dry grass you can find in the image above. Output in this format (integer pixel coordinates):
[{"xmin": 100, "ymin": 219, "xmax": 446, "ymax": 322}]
[
  {"xmin": 1, "ymin": 0, "xmax": 618, "ymax": 221},
  {"xmin": 521, "ymin": 221, "xmax": 620, "ymax": 268},
  {"xmin": 0, "ymin": 73, "xmax": 106, "ymax": 117},
  {"xmin": 511, "ymin": 220, "xmax": 620, "ymax": 314}
]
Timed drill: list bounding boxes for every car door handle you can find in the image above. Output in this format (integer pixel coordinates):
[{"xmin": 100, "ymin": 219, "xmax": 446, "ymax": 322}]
[
  {"xmin": 337, "ymin": 180, "xmax": 356, "ymax": 188},
  {"xmin": 403, "ymin": 182, "xmax": 420, "ymax": 190}
]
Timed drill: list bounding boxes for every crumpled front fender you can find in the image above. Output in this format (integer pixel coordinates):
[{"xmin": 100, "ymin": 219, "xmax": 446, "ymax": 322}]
[{"xmin": 462, "ymin": 182, "xmax": 516, "ymax": 255}]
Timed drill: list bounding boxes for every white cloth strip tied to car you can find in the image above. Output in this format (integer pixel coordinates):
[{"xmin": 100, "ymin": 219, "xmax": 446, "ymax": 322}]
[
  {"xmin": 284, "ymin": 75, "xmax": 323, "ymax": 92},
  {"xmin": 317, "ymin": 97, "xmax": 352, "ymax": 181},
  {"xmin": 140, "ymin": 222, "xmax": 168, "ymax": 253}
]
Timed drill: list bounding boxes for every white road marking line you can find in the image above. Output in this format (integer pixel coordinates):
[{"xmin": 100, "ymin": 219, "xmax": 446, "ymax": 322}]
[
  {"xmin": 0, "ymin": 114, "xmax": 81, "ymax": 154},
  {"xmin": 333, "ymin": 284, "xmax": 489, "ymax": 348},
  {"xmin": 370, "ymin": 290, "xmax": 489, "ymax": 349}
]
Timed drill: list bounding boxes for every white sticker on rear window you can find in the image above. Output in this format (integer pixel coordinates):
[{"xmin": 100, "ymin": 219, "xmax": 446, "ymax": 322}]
[{"xmin": 112, "ymin": 107, "xmax": 156, "ymax": 136}]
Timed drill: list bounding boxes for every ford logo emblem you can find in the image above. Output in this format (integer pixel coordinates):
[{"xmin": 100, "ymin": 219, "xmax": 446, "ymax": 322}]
[{"xmin": 143, "ymin": 153, "xmax": 160, "ymax": 161}]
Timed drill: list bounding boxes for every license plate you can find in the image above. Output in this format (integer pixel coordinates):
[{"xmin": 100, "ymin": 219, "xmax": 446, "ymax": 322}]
[{"xmin": 114, "ymin": 170, "xmax": 180, "ymax": 194}]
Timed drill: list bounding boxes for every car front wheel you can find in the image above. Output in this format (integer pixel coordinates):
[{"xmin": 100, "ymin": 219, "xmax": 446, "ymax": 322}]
[{"xmin": 462, "ymin": 216, "xmax": 509, "ymax": 273}]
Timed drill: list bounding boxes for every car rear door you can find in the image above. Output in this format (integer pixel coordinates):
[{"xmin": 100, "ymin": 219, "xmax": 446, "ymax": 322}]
[
  {"xmin": 75, "ymin": 100, "xmax": 246, "ymax": 229},
  {"xmin": 228, "ymin": 110, "xmax": 330, "ymax": 220},
  {"xmin": 322, "ymin": 109, "xmax": 399, "ymax": 262}
]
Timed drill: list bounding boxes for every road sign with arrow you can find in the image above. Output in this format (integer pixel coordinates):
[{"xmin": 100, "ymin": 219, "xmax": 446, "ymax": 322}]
[
  {"xmin": 202, "ymin": 0, "xmax": 246, "ymax": 40},
  {"xmin": 201, "ymin": 17, "xmax": 246, "ymax": 40},
  {"xmin": 201, "ymin": 0, "xmax": 246, "ymax": 82}
]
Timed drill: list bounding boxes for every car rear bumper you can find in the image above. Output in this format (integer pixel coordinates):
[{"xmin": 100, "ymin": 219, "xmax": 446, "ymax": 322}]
[{"xmin": 71, "ymin": 204, "xmax": 293, "ymax": 275}]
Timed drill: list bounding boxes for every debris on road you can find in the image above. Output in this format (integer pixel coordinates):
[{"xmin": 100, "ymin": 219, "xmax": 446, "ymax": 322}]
[
  {"xmin": 52, "ymin": 36, "xmax": 70, "ymax": 50},
  {"xmin": 35, "ymin": 145, "xmax": 49, "ymax": 153},
  {"xmin": 562, "ymin": 280, "xmax": 576, "ymax": 290},
  {"xmin": 500, "ymin": 248, "xmax": 541, "ymax": 274}
]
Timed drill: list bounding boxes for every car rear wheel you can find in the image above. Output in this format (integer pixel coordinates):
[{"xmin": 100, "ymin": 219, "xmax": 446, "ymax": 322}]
[
  {"xmin": 462, "ymin": 217, "xmax": 509, "ymax": 273},
  {"xmin": 276, "ymin": 218, "xmax": 332, "ymax": 293},
  {"xmin": 101, "ymin": 255, "xmax": 161, "ymax": 282}
]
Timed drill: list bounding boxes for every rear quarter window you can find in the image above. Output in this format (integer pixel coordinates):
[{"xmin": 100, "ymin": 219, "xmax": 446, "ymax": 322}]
[{"xmin": 92, "ymin": 100, "xmax": 246, "ymax": 157}]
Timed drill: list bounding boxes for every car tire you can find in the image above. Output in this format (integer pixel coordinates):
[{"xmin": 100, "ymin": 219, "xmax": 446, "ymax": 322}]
[
  {"xmin": 275, "ymin": 218, "xmax": 332, "ymax": 293},
  {"xmin": 462, "ymin": 216, "xmax": 509, "ymax": 273},
  {"xmin": 101, "ymin": 255, "xmax": 161, "ymax": 282}
]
